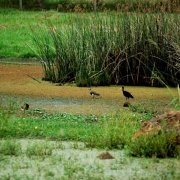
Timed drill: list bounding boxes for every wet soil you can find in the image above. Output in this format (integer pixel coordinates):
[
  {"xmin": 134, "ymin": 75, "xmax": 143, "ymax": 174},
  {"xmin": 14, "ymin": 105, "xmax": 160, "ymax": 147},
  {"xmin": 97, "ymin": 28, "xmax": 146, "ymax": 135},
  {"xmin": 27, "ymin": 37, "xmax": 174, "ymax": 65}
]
[{"xmin": 0, "ymin": 62, "xmax": 178, "ymax": 115}]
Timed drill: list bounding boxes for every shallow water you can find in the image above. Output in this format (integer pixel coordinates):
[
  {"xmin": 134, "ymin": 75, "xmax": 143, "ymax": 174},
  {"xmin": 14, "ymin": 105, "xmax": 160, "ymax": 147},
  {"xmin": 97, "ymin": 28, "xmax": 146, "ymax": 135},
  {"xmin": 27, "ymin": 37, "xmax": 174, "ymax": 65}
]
[
  {"xmin": 0, "ymin": 92, "xmax": 176, "ymax": 116},
  {"xmin": 0, "ymin": 95, "xmax": 122, "ymax": 115}
]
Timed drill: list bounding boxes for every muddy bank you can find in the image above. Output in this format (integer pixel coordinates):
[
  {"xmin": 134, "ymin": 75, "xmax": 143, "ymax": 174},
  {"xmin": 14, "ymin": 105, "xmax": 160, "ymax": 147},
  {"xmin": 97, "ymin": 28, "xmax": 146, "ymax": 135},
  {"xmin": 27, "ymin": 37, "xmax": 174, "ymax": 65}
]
[
  {"xmin": 0, "ymin": 94, "xmax": 121, "ymax": 115},
  {"xmin": 0, "ymin": 63, "xmax": 178, "ymax": 115}
]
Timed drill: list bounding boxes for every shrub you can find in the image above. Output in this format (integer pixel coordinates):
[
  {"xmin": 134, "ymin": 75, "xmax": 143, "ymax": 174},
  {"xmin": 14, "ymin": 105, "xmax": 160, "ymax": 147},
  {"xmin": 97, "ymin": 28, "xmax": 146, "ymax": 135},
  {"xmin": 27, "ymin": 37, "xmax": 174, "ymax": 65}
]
[{"xmin": 127, "ymin": 131, "xmax": 180, "ymax": 158}]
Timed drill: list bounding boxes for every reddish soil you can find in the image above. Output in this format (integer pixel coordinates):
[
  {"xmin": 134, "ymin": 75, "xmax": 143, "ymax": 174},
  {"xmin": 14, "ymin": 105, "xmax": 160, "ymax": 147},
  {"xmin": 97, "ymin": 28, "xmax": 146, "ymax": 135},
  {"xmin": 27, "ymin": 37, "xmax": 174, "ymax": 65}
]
[
  {"xmin": 0, "ymin": 63, "xmax": 121, "ymax": 115},
  {"xmin": 0, "ymin": 63, "xmax": 178, "ymax": 115},
  {"xmin": 0, "ymin": 64, "xmax": 119, "ymax": 98}
]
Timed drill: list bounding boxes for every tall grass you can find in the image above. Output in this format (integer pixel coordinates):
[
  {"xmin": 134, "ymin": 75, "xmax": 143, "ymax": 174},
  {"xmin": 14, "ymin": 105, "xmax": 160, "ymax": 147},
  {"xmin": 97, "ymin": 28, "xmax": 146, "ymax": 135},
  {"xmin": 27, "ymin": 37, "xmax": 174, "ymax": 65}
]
[{"xmin": 31, "ymin": 12, "xmax": 180, "ymax": 86}]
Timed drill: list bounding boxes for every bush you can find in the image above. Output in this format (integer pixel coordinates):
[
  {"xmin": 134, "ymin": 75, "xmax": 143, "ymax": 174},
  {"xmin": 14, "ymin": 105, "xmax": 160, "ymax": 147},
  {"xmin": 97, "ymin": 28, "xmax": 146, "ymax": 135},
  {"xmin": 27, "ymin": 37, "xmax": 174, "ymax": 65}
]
[{"xmin": 127, "ymin": 131, "xmax": 180, "ymax": 158}]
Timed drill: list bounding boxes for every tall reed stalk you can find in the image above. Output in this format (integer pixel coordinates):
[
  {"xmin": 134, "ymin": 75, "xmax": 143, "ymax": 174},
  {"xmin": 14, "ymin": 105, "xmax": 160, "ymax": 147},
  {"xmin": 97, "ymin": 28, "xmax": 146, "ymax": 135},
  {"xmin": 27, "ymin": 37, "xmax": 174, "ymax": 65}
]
[{"xmin": 30, "ymin": 12, "xmax": 180, "ymax": 86}]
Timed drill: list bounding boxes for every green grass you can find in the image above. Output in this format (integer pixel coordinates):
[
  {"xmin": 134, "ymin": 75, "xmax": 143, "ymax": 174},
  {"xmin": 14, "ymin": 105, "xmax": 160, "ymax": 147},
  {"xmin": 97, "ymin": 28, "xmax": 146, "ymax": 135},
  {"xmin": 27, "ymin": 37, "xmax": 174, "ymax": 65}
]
[
  {"xmin": 0, "ymin": 8, "xmax": 72, "ymax": 58},
  {"xmin": 1, "ymin": 6, "xmax": 180, "ymax": 178},
  {"xmin": 0, "ymin": 99, "xmax": 145, "ymax": 149},
  {"xmin": 26, "ymin": 141, "xmax": 53, "ymax": 157},
  {"xmin": 0, "ymin": 92, "xmax": 180, "ymax": 178},
  {"xmin": 0, "ymin": 110, "xmax": 140, "ymax": 146},
  {"xmin": 0, "ymin": 140, "xmax": 21, "ymax": 156},
  {"xmin": 0, "ymin": 97, "xmax": 180, "ymax": 158}
]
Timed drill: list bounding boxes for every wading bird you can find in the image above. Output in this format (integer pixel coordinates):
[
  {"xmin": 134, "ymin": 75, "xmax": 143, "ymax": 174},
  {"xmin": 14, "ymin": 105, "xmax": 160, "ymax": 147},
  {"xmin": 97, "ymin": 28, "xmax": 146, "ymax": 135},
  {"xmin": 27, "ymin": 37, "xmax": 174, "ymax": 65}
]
[
  {"xmin": 122, "ymin": 86, "xmax": 134, "ymax": 102},
  {"xmin": 21, "ymin": 103, "xmax": 29, "ymax": 113},
  {"xmin": 88, "ymin": 88, "xmax": 100, "ymax": 98}
]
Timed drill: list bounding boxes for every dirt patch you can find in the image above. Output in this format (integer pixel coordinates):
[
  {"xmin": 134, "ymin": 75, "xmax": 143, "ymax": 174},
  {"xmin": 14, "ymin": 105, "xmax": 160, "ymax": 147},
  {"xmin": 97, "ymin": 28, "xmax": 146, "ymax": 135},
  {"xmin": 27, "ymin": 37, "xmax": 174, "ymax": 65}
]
[
  {"xmin": 97, "ymin": 152, "xmax": 115, "ymax": 159},
  {"xmin": 0, "ymin": 63, "xmax": 119, "ymax": 98},
  {"xmin": 0, "ymin": 63, "xmax": 178, "ymax": 115}
]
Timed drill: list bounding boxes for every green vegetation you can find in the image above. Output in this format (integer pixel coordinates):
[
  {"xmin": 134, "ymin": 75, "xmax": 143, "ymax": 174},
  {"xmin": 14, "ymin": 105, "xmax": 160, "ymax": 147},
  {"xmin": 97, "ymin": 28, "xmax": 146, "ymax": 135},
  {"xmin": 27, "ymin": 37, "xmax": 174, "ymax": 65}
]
[
  {"xmin": 0, "ymin": 8, "xmax": 180, "ymax": 86},
  {"xmin": 0, "ymin": 107, "xmax": 138, "ymax": 147},
  {"xmin": 1, "ymin": 0, "xmax": 180, "ymax": 13},
  {"xmin": 1, "ymin": 3, "xmax": 180, "ymax": 178},
  {"xmin": 0, "ymin": 140, "xmax": 21, "ymax": 156},
  {"xmin": 26, "ymin": 141, "xmax": 53, "ymax": 157},
  {"xmin": 0, "ymin": 8, "xmax": 71, "ymax": 58},
  {"xmin": 0, "ymin": 97, "xmax": 180, "ymax": 158},
  {"xmin": 31, "ymin": 12, "xmax": 180, "ymax": 86}
]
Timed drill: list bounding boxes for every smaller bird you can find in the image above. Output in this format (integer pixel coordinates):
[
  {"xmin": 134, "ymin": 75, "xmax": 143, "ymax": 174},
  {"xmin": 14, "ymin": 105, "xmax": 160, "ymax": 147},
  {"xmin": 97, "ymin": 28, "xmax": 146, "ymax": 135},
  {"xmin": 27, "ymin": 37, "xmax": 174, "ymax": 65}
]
[
  {"xmin": 122, "ymin": 86, "xmax": 134, "ymax": 102},
  {"xmin": 21, "ymin": 103, "xmax": 29, "ymax": 113},
  {"xmin": 88, "ymin": 88, "xmax": 100, "ymax": 98}
]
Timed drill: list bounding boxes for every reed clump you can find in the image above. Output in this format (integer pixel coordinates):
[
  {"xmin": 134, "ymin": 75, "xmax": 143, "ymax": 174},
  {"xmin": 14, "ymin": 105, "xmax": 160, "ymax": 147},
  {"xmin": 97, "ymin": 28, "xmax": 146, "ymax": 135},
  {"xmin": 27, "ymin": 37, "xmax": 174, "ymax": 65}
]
[{"xmin": 31, "ymin": 12, "xmax": 180, "ymax": 86}]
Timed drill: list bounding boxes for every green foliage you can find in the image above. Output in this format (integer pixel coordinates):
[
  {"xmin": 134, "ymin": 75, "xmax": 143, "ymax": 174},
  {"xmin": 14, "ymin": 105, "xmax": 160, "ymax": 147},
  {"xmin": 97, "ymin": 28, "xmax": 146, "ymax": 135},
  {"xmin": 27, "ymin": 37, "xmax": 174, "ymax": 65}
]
[
  {"xmin": 26, "ymin": 141, "xmax": 53, "ymax": 157},
  {"xmin": 30, "ymin": 12, "xmax": 180, "ymax": 86},
  {"xmin": 0, "ymin": 106, "xmax": 180, "ymax": 157},
  {"xmin": 0, "ymin": 140, "xmax": 21, "ymax": 156},
  {"xmin": 127, "ymin": 130, "xmax": 179, "ymax": 158},
  {"xmin": 126, "ymin": 90, "xmax": 180, "ymax": 158},
  {"xmin": 85, "ymin": 113, "xmax": 140, "ymax": 149},
  {"xmin": 1, "ymin": 9, "xmax": 180, "ymax": 86},
  {"xmin": 170, "ymin": 85, "xmax": 180, "ymax": 110},
  {"xmin": 1, "ymin": 88, "xmax": 180, "ymax": 157},
  {"xmin": 0, "ymin": 99, "xmax": 18, "ymax": 117},
  {"xmin": 0, "ymin": 104, "xmax": 141, "ymax": 150}
]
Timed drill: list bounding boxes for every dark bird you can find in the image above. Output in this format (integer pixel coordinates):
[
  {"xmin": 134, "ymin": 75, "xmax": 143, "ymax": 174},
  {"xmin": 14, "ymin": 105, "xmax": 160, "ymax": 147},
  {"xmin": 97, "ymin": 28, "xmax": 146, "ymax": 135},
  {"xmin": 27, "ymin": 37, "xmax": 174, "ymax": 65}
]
[
  {"xmin": 122, "ymin": 86, "xmax": 134, "ymax": 102},
  {"xmin": 21, "ymin": 103, "xmax": 29, "ymax": 113},
  {"xmin": 88, "ymin": 88, "xmax": 100, "ymax": 98}
]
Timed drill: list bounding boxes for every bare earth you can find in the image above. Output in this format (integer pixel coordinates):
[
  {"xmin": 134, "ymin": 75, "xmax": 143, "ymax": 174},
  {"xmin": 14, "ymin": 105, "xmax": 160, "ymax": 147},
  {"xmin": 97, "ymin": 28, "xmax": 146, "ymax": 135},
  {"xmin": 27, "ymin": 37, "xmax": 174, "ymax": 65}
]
[
  {"xmin": 0, "ymin": 63, "xmax": 123, "ymax": 115},
  {"xmin": 0, "ymin": 63, "xmax": 178, "ymax": 115},
  {"xmin": 0, "ymin": 63, "xmax": 180, "ymax": 179}
]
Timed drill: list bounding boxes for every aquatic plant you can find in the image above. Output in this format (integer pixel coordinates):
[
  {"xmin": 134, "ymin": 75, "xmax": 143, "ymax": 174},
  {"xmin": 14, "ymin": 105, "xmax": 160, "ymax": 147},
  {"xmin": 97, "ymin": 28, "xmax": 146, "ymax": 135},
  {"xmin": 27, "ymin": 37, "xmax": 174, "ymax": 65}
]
[{"xmin": 31, "ymin": 12, "xmax": 180, "ymax": 86}]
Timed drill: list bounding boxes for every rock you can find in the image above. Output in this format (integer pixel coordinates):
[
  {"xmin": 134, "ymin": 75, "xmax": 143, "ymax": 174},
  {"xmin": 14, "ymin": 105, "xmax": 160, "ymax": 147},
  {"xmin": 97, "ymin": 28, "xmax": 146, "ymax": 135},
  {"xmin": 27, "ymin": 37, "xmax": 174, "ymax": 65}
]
[
  {"xmin": 97, "ymin": 152, "xmax": 114, "ymax": 159},
  {"xmin": 132, "ymin": 111, "xmax": 180, "ymax": 144}
]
